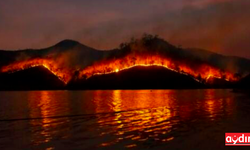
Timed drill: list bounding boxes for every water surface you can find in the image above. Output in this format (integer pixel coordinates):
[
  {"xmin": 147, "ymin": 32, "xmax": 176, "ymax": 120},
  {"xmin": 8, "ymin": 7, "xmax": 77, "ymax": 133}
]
[{"xmin": 0, "ymin": 89, "xmax": 250, "ymax": 149}]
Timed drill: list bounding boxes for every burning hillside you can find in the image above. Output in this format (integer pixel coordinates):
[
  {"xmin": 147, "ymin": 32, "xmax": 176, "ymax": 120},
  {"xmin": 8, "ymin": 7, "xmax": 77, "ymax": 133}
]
[
  {"xmin": 78, "ymin": 35, "xmax": 238, "ymax": 83},
  {"xmin": 79, "ymin": 53, "xmax": 236, "ymax": 82},
  {"xmin": 0, "ymin": 35, "xmax": 247, "ymax": 89},
  {"xmin": 0, "ymin": 51, "xmax": 237, "ymax": 85},
  {"xmin": 0, "ymin": 58, "xmax": 72, "ymax": 84}
]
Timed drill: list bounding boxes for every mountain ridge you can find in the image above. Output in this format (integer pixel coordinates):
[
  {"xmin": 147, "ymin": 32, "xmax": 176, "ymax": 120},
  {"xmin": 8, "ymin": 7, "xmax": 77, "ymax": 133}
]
[
  {"xmin": 0, "ymin": 35, "xmax": 250, "ymax": 90},
  {"xmin": 1, "ymin": 36, "xmax": 250, "ymax": 76}
]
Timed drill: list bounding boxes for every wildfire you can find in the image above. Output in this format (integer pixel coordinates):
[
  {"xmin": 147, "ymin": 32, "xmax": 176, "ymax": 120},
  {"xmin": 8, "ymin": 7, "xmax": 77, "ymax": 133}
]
[
  {"xmin": 79, "ymin": 54, "xmax": 237, "ymax": 82},
  {"xmin": 0, "ymin": 53, "xmax": 238, "ymax": 84},
  {"xmin": 0, "ymin": 58, "xmax": 71, "ymax": 84}
]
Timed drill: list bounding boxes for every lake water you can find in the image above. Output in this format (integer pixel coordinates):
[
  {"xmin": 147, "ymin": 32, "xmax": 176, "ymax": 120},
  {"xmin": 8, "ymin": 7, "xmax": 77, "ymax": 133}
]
[{"xmin": 0, "ymin": 89, "xmax": 250, "ymax": 150}]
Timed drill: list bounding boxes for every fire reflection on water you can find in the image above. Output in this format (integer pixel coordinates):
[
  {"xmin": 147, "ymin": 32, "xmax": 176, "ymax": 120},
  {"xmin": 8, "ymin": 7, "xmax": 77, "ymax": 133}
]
[
  {"xmin": 28, "ymin": 91, "xmax": 53, "ymax": 144},
  {"xmin": 203, "ymin": 89, "xmax": 233, "ymax": 121},
  {"xmin": 22, "ymin": 90, "xmax": 234, "ymax": 149},
  {"xmin": 93, "ymin": 90, "xmax": 233, "ymax": 148},
  {"xmin": 94, "ymin": 90, "xmax": 177, "ymax": 147},
  {"xmin": 28, "ymin": 91, "xmax": 70, "ymax": 146}
]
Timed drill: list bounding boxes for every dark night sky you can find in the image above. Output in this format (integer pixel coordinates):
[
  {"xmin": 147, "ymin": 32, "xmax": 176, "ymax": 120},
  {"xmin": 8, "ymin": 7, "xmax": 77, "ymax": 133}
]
[{"xmin": 0, "ymin": 0, "xmax": 250, "ymax": 58}]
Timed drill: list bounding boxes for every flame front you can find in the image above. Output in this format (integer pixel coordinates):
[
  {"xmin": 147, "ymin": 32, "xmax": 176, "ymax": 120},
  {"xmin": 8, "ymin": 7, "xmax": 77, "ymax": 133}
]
[
  {"xmin": 80, "ymin": 54, "xmax": 237, "ymax": 82},
  {"xmin": 0, "ymin": 58, "xmax": 72, "ymax": 84},
  {"xmin": 0, "ymin": 53, "xmax": 238, "ymax": 84}
]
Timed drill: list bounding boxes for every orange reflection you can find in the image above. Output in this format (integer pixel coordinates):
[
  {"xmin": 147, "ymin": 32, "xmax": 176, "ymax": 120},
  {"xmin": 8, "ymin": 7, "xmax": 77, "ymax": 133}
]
[
  {"xmin": 40, "ymin": 91, "xmax": 53, "ymax": 143},
  {"xmin": 92, "ymin": 90, "xmax": 234, "ymax": 148},
  {"xmin": 111, "ymin": 90, "xmax": 122, "ymax": 112},
  {"xmin": 203, "ymin": 89, "xmax": 232, "ymax": 121},
  {"xmin": 206, "ymin": 99, "xmax": 216, "ymax": 119},
  {"xmin": 28, "ymin": 91, "xmax": 70, "ymax": 146},
  {"xmin": 204, "ymin": 89, "xmax": 218, "ymax": 120},
  {"xmin": 24, "ymin": 90, "xmax": 234, "ymax": 149},
  {"xmin": 93, "ymin": 90, "xmax": 176, "ymax": 147},
  {"xmin": 28, "ymin": 91, "xmax": 54, "ymax": 144}
]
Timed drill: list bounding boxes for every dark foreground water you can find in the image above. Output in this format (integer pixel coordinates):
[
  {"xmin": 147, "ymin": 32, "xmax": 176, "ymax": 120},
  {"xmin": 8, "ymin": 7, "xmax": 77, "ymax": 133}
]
[{"xmin": 0, "ymin": 89, "xmax": 250, "ymax": 150}]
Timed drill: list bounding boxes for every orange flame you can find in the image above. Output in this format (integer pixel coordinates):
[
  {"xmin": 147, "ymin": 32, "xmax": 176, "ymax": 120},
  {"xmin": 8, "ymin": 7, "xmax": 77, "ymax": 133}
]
[
  {"xmin": 0, "ymin": 54, "xmax": 238, "ymax": 84},
  {"xmin": 0, "ymin": 58, "xmax": 72, "ymax": 84},
  {"xmin": 80, "ymin": 54, "xmax": 237, "ymax": 82}
]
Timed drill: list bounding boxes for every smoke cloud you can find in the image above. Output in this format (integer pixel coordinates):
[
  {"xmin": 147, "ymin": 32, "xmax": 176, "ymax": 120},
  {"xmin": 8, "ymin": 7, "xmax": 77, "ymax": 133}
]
[{"xmin": 0, "ymin": 0, "xmax": 249, "ymax": 58}]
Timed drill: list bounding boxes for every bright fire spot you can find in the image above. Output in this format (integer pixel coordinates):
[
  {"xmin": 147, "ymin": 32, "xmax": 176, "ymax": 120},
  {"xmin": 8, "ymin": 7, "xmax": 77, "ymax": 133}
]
[{"xmin": 115, "ymin": 69, "xmax": 119, "ymax": 73}]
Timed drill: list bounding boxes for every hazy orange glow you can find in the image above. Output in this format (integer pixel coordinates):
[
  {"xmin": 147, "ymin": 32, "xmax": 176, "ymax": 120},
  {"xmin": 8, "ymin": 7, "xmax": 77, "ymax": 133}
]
[{"xmin": 0, "ymin": 53, "xmax": 238, "ymax": 84}]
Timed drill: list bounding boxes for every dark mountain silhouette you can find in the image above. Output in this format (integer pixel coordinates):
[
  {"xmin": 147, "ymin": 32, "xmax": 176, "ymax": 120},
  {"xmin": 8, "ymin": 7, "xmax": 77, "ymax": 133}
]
[
  {"xmin": 0, "ymin": 66, "xmax": 65, "ymax": 90},
  {"xmin": 54, "ymin": 39, "xmax": 80, "ymax": 48},
  {"xmin": 67, "ymin": 66, "xmax": 205, "ymax": 89}
]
